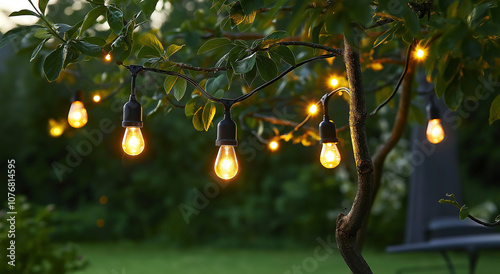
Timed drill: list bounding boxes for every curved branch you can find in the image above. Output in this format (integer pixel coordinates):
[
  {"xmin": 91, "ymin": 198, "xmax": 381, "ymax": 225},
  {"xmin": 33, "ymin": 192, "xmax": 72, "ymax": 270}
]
[
  {"xmin": 276, "ymin": 41, "xmax": 344, "ymax": 54},
  {"xmin": 368, "ymin": 43, "xmax": 414, "ymax": 118},
  {"xmin": 169, "ymin": 61, "xmax": 230, "ymax": 72},
  {"xmin": 468, "ymin": 215, "xmax": 500, "ymax": 227}
]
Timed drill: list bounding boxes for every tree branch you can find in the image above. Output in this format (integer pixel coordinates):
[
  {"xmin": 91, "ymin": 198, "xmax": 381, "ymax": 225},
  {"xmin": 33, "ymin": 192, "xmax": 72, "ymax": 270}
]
[
  {"xmin": 366, "ymin": 18, "xmax": 395, "ymax": 30},
  {"xmin": 335, "ymin": 38, "xmax": 374, "ymax": 274},
  {"xmin": 368, "ymin": 43, "xmax": 414, "ymax": 118},
  {"xmin": 356, "ymin": 53, "xmax": 415, "ymax": 250},
  {"xmin": 276, "ymin": 41, "xmax": 344, "ymax": 54},
  {"xmin": 468, "ymin": 215, "xmax": 500, "ymax": 227},
  {"xmin": 168, "ymin": 61, "xmax": 230, "ymax": 72}
]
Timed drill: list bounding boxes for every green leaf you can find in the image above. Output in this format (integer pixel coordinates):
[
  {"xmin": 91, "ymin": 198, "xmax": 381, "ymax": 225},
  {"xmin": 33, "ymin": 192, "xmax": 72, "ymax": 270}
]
[
  {"xmin": 65, "ymin": 20, "xmax": 83, "ymax": 39},
  {"xmin": 107, "ymin": 6, "xmax": 124, "ymax": 35},
  {"xmin": 459, "ymin": 205, "xmax": 469, "ymax": 220},
  {"xmin": 30, "ymin": 38, "xmax": 49, "ymax": 62},
  {"xmin": 489, "ymin": 94, "xmax": 500, "ymax": 125},
  {"xmin": 82, "ymin": 36, "xmax": 106, "ymax": 46},
  {"xmin": 80, "ymin": 6, "xmax": 106, "ymax": 36},
  {"xmin": 10, "ymin": 9, "xmax": 40, "ymax": 18},
  {"xmin": 34, "ymin": 28, "xmax": 52, "ymax": 39},
  {"xmin": 43, "ymin": 46, "xmax": 66, "ymax": 82},
  {"xmin": 202, "ymin": 101, "xmax": 216, "ymax": 131},
  {"xmin": 468, "ymin": 3, "xmax": 490, "ymax": 28},
  {"xmin": 185, "ymin": 96, "xmax": 203, "ymax": 117},
  {"xmin": 166, "ymin": 44, "xmax": 184, "ymax": 58},
  {"xmin": 197, "ymin": 38, "xmax": 233, "ymax": 55},
  {"xmin": 138, "ymin": 33, "xmax": 164, "ymax": 55},
  {"xmin": 164, "ymin": 75, "xmax": 178, "ymax": 95},
  {"xmin": 311, "ymin": 21, "xmax": 324, "ymax": 44},
  {"xmin": 229, "ymin": 2, "xmax": 245, "ymax": 27},
  {"xmin": 444, "ymin": 80, "xmax": 463, "ymax": 111},
  {"xmin": 72, "ymin": 40, "xmax": 102, "ymax": 57},
  {"xmin": 495, "ymin": 215, "xmax": 500, "ymax": 222},
  {"xmin": 174, "ymin": 75, "xmax": 187, "ymax": 101},
  {"xmin": 140, "ymin": 0, "xmax": 159, "ymax": 17},
  {"xmin": 206, "ymin": 74, "xmax": 228, "ymax": 94},
  {"xmin": 213, "ymin": 89, "xmax": 224, "ymax": 99},
  {"xmin": 273, "ymin": 45, "xmax": 295, "ymax": 65},
  {"xmin": 256, "ymin": 55, "xmax": 278, "ymax": 81},
  {"xmin": 373, "ymin": 23, "xmax": 401, "ymax": 48},
  {"xmin": 39, "ymin": 0, "xmax": 49, "ymax": 14},
  {"xmin": 63, "ymin": 45, "xmax": 80, "ymax": 68},
  {"xmin": 402, "ymin": 8, "xmax": 420, "ymax": 34},
  {"xmin": 240, "ymin": 0, "xmax": 264, "ymax": 15},
  {"xmin": 192, "ymin": 108, "xmax": 204, "ymax": 131},
  {"xmin": 0, "ymin": 25, "xmax": 42, "ymax": 49},
  {"xmin": 234, "ymin": 52, "xmax": 256, "ymax": 74},
  {"xmin": 243, "ymin": 65, "xmax": 257, "ymax": 86},
  {"xmin": 260, "ymin": 30, "xmax": 287, "ymax": 48},
  {"xmin": 137, "ymin": 46, "xmax": 160, "ymax": 59}
]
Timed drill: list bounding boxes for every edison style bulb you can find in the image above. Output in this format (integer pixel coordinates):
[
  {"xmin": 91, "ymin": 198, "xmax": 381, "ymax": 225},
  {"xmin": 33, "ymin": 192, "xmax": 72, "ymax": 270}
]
[
  {"xmin": 68, "ymin": 101, "xmax": 88, "ymax": 128},
  {"xmin": 426, "ymin": 119, "xmax": 445, "ymax": 144},
  {"xmin": 214, "ymin": 145, "xmax": 239, "ymax": 180},
  {"xmin": 320, "ymin": 143, "xmax": 341, "ymax": 169},
  {"xmin": 122, "ymin": 127, "xmax": 145, "ymax": 156}
]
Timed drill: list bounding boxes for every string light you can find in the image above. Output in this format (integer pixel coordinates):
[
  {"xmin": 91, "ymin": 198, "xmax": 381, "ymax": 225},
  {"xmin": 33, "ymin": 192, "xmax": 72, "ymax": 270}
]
[
  {"xmin": 426, "ymin": 99, "xmax": 445, "ymax": 144},
  {"xmin": 269, "ymin": 140, "xmax": 279, "ymax": 151},
  {"xmin": 122, "ymin": 70, "xmax": 145, "ymax": 156},
  {"xmin": 104, "ymin": 53, "xmax": 112, "ymax": 62},
  {"xmin": 415, "ymin": 47, "xmax": 426, "ymax": 60},
  {"xmin": 329, "ymin": 77, "xmax": 339, "ymax": 87},
  {"xmin": 214, "ymin": 106, "xmax": 239, "ymax": 180},
  {"xmin": 93, "ymin": 94, "xmax": 101, "ymax": 102},
  {"xmin": 68, "ymin": 90, "xmax": 88, "ymax": 128},
  {"xmin": 48, "ymin": 118, "xmax": 66, "ymax": 137},
  {"xmin": 308, "ymin": 104, "xmax": 318, "ymax": 115}
]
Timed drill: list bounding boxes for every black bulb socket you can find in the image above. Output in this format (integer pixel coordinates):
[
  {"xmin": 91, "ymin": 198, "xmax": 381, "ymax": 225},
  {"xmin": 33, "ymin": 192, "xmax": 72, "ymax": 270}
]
[
  {"xmin": 215, "ymin": 115, "xmax": 238, "ymax": 147},
  {"xmin": 426, "ymin": 101, "xmax": 440, "ymax": 120},
  {"xmin": 122, "ymin": 95, "xmax": 143, "ymax": 128},
  {"xmin": 71, "ymin": 90, "xmax": 84, "ymax": 102},
  {"xmin": 319, "ymin": 117, "xmax": 338, "ymax": 144}
]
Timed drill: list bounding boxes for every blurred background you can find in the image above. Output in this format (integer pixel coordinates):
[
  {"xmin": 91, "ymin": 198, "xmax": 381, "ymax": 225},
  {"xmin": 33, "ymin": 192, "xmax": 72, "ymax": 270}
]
[{"xmin": 0, "ymin": 0, "xmax": 499, "ymax": 273}]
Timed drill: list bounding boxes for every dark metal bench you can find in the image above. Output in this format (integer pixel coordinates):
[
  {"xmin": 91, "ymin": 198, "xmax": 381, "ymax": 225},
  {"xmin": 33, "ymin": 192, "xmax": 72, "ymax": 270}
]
[{"xmin": 385, "ymin": 80, "xmax": 500, "ymax": 274}]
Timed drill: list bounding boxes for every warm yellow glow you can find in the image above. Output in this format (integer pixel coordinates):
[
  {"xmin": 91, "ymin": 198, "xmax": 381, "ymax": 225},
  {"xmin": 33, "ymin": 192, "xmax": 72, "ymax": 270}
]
[
  {"xmin": 426, "ymin": 119, "xmax": 445, "ymax": 144},
  {"xmin": 68, "ymin": 101, "xmax": 88, "ymax": 128},
  {"xmin": 329, "ymin": 77, "xmax": 339, "ymax": 87},
  {"xmin": 320, "ymin": 143, "xmax": 341, "ymax": 169},
  {"xmin": 214, "ymin": 145, "xmax": 238, "ymax": 180},
  {"xmin": 104, "ymin": 53, "xmax": 112, "ymax": 62},
  {"xmin": 269, "ymin": 140, "xmax": 279, "ymax": 151},
  {"xmin": 122, "ymin": 127, "xmax": 145, "ymax": 156},
  {"xmin": 49, "ymin": 118, "xmax": 66, "ymax": 137},
  {"xmin": 93, "ymin": 95, "xmax": 101, "ymax": 102},
  {"xmin": 308, "ymin": 104, "xmax": 318, "ymax": 115},
  {"xmin": 415, "ymin": 48, "xmax": 426, "ymax": 60}
]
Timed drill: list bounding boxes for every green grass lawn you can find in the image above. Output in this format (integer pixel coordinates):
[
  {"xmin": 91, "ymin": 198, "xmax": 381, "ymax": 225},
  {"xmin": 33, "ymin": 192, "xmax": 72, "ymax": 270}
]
[{"xmin": 73, "ymin": 242, "xmax": 500, "ymax": 274}]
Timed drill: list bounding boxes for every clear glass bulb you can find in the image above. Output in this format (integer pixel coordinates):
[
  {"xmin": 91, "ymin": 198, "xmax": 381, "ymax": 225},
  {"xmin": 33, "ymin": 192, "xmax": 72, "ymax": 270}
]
[
  {"xmin": 214, "ymin": 145, "xmax": 238, "ymax": 180},
  {"xmin": 320, "ymin": 143, "xmax": 341, "ymax": 169},
  {"xmin": 426, "ymin": 119, "xmax": 445, "ymax": 144},
  {"xmin": 122, "ymin": 127, "xmax": 145, "ymax": 156},
  {"xmin": 68, "ymin": 101, "xmax": 88, "ymax": 128}
]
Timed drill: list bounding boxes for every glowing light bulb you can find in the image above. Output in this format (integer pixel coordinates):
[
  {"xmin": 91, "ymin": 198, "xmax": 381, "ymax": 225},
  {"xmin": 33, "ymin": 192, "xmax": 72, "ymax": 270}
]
[
  {"xmin": 309, "ymin": 104, "xmax": 318, "ymax": 115},
  {"xmin": 49, "ymin": 118, "xmax": 66, "ymax": 137},
  {"xmin": 214, "ymin": 145, "xmax": 238, "ymax": 180},
  {"xmin": 122, "ymin": 127, "xmax": 145, "ymax": 156},
  {"xmin": 426, "ymin": 119, "xmax": 445, "ymax": 144},
  {"xmin": 320, "ymin": 143, "xmax": 341, "ymax": 169},
  {"xmin": 415, "ymin": 48, "xmax": 426, "ymax": 60},
  {"xmin": 68, "ymin": 101, "xmax": 88, "ymax": 128},
  {"xmin": 93, "ymin": 95, "xmax": 101, "ymax": 102},
  {"xmin": 104, "ymin": 53, "xmax": 112, "ymax": 62},
  {"xmin": 330, "ymin": 77, "xmax": 339, "ymax": 87},
  {"xmin": 269, "ymin": 140, "xmax": 279, "ymax": 151}
]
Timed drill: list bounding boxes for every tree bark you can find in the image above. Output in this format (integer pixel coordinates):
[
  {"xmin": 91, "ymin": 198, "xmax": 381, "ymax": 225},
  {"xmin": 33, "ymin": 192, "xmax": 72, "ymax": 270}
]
[
  {"xmin": 335, "ymin": 39, "xmax": 374, "ymax": 273},
  {"xmin": 356, "ymin": 56, "xmax": 415, "ymax": 250}
]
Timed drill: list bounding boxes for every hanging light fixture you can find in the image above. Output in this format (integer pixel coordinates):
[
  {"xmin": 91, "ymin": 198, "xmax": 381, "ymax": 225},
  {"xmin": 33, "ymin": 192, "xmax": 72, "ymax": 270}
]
[
  {"xmin": 318, "ymin": 88, "xmax": 347, "ymax": 169},
  {"xmin": 426, "ymin": 99, "xmax": 445, "ymax": 144},
  {"xmin": 214, "ymin": 103, "xmax": 238, "ymax": 180},
  {"xmin": 122, "ymin": 66, "xmax": 145, "ymax": 156},
  {"xmin": 68, "ymin": 90, "xmax": 88, "ymax": 128}
]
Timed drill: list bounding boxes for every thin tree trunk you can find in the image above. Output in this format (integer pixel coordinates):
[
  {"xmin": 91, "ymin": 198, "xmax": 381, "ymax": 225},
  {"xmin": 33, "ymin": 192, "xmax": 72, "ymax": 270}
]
[{"xmin": 335, "ymin": 39, "xmax": 374, "ymax": 273}]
